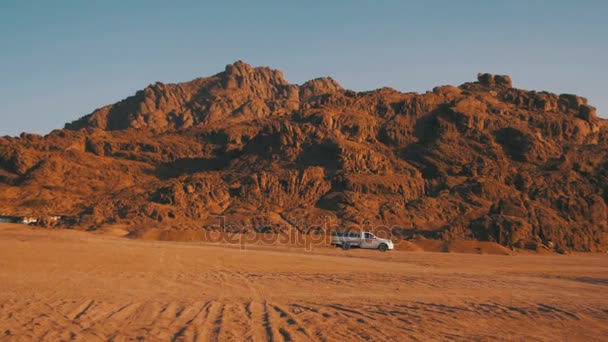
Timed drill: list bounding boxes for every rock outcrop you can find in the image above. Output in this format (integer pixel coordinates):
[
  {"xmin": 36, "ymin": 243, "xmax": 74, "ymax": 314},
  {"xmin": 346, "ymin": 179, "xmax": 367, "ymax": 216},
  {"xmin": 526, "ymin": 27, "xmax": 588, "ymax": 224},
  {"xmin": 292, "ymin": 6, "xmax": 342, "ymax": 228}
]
[
  {"xmin": 1, "ymin": 63, "xmax": 607, "ymax": 252},
  {"xmin": 477, "ymin": 73, "xmax": 512, "ymax": 89}
]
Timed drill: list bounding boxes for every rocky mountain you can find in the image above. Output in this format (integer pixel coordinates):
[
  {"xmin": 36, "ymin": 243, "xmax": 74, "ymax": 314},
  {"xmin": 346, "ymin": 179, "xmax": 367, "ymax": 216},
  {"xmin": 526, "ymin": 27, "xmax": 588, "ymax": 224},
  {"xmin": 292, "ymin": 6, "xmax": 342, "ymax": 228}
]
[{"xmin": 1, "ymin": 61, "xmax": 606, "ymax": 251}]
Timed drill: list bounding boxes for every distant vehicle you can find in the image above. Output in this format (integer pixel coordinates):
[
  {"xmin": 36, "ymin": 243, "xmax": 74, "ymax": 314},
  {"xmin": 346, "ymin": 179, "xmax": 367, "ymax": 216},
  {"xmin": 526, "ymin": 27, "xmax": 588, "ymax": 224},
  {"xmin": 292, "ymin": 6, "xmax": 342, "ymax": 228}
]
[
  {"xmin": 19, "ymin": 217, "xmax": 38, "ymax": 225},
  {"xmin": 331, "ymin": 231, "xmax": 394, "ymax": 252}
]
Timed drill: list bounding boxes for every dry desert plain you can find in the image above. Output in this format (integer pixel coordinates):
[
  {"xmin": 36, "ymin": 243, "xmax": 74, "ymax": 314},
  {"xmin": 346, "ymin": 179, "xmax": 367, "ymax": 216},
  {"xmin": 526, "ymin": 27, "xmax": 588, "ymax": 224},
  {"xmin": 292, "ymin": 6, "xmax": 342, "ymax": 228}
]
[{"xmin": 0, "ymin": 223, "xmax": 607, "ymax": 341}]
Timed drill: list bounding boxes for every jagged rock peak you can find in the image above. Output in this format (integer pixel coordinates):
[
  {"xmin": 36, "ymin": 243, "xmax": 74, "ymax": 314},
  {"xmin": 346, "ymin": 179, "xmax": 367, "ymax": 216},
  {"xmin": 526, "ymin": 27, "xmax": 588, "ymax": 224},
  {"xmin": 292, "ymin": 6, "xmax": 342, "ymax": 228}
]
[
  {"xmin": 222, "ymin": 60, "xmax": 289, "ymax": 89},
  {"xmin": 477, "ymin": 73, "xmax": 512, "ymax": 89},
  {"xmin": 301, "ymin": 77, "xmax": 343, "ymax": 91},
  {"xmin": 300, "ymin": 77, "xmax": 344, "ymax": 100}
]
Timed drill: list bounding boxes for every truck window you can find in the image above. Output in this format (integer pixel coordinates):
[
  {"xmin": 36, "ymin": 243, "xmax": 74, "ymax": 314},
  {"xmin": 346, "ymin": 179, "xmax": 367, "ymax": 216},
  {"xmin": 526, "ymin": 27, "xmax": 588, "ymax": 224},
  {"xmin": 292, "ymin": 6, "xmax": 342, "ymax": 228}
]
[{"xmin": 364, "ymin": 233, "xmax": 372, "ymax": 239}]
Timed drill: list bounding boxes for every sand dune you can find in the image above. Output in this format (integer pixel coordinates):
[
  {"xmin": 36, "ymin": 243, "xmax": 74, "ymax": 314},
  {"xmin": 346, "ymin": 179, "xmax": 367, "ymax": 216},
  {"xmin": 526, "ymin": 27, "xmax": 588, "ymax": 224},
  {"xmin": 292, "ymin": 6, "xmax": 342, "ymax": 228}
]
[{"xmin": 0, "ymin": 223, "xmax": 606, "ymax": 341}]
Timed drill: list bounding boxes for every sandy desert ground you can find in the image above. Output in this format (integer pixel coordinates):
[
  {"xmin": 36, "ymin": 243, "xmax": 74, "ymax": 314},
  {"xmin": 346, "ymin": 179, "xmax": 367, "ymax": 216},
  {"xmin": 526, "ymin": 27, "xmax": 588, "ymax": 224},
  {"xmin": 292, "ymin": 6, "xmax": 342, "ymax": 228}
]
[{"xmin": 0, "ymin": 223, "xmax": 606, "ymax": 341}]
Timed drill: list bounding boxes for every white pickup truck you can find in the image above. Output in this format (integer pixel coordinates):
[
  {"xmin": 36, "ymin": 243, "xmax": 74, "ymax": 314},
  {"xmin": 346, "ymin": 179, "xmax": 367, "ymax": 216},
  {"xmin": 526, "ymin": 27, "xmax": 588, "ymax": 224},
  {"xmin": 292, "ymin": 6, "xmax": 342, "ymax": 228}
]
[{"xmin": 331, "ymin": 231, "xmax": 395, "ymax": 252}]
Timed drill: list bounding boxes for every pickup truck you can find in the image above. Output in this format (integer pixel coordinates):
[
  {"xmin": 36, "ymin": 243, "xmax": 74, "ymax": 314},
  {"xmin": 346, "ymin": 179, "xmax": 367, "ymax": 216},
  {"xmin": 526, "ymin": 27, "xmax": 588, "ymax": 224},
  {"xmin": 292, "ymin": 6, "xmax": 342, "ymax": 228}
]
[{"xmin": 331, "ymin": 231, "xmax": 394, "ymax": 252}]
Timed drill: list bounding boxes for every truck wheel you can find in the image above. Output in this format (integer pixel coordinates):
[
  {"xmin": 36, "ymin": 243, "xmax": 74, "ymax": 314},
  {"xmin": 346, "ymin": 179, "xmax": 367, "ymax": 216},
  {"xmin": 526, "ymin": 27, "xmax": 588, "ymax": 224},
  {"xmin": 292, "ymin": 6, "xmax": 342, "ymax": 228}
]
[
  {"xmin": 378, "ymin": 243, "xmax": 388, "ymax": 252},
  {"xmin": 341, "ymin": 243, "xmax": 350, "ymax": 250}
]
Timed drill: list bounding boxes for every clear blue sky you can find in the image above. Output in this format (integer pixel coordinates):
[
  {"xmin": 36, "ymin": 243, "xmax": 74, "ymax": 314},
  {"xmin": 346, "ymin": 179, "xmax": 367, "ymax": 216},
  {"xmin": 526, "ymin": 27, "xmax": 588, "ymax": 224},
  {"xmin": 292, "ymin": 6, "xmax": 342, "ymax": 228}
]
[{"xmin": 1, "ymin": 1, "xmax": 606, "ymax": 136}]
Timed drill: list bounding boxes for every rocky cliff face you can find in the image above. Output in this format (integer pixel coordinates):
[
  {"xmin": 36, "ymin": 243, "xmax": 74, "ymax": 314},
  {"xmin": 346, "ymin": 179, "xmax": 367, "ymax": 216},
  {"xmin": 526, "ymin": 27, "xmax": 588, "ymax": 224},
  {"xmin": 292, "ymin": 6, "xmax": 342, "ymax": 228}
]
[{"xmin": 1, "ymin": 62, "xmax": 607, "ymax": 251}]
